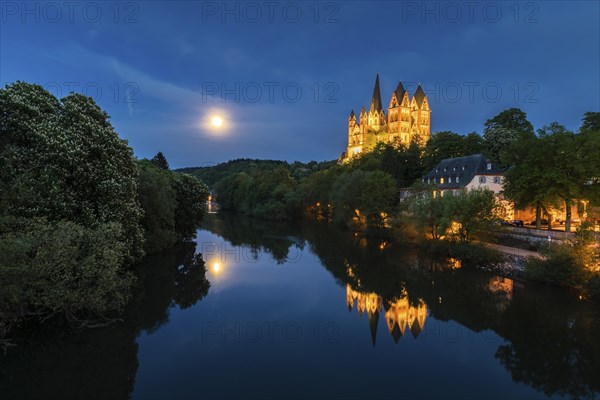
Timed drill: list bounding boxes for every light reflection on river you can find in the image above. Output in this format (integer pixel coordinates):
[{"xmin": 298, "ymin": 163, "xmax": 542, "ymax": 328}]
[{"xmin": 1, "ymin": 213, "xmax": 599, "ymax": 399}]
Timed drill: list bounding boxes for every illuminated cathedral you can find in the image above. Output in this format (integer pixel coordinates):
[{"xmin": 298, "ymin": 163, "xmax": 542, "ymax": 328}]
[
  {"xmin": 344, "ymin": 74, "xmax": 431, "ymax": 160},
  {"xmin": 346, "ymin": 284, "xmax": 428, "ymax": 345}
]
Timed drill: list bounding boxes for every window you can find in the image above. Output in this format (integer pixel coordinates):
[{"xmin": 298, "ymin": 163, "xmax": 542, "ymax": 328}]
[
  {"xmin": 443, "ymin": 167, "xmax": 447, "ymax": 172},
  {"xmin": 454, "ymin": 190, "xmax": 460, "ymax": 195},
  {"xmin": 462, "ymin": 166, "xmax": 466, "ymax": 171},
  {"xmin": 453, "ymin": 167, "xmax": 456, "ymax": 172},
  {"xmin": 487, "ymin": 162, "xmax": 492, "ymax": 170},
  {"xmin": 427, "ymin": 178, "xmax": 431, "ymax": 184},
  {"xmin": 440, "ymin": 177, "xmax": 445, "ymax": 184},
  {"xmin": 435, "ymin": 168, "xmax": 439, "ymax": 173},
  {"xmin": 493, "ymin": 176, "xmax": 501, "ymax": 184},
  {"xmin": 456, "ymin": 176, "xmax": 460, "ymax": 183},
  {"xmin": 449, "ymin": 177, "xmax": 452, "ymax": 183},
  {"xmin": 479, "ymin": 176, "xmax": 487, "ymax": 184}
]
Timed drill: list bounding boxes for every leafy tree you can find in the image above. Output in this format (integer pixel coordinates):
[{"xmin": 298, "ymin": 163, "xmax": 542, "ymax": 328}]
[
  {"xmin": 0, "ymin": 82, "xmax": 145, "ymax": 262},
  {"xmin": 423, "ymin": 131, "xmax": 485, "ymax": 172},
  {"xmin": 446, "ymin": 189, "xmax": 499, "ymax": 242},
  {"xmin": 137, "ymin": 160, "xmax": 177, "ymax": 253},
  {"xmin": 407, "ymin": 189, "xmax": 499, "ymax": 242},
  {"xmin": 483, "ymin": 108, "xmax": 534, "ymax": 168},
  {"xmin": 151, "ymin": 152, "xmax": 170, "ymax": 170},
  {"xmin": 214, "ymin": 167, "xmax": 301, "ymax": 220},
  {"xmin": 408, "ymin": 193, "xmax": 450, "ymax": 240},
  {"xmin": 172, "ymin": 172, "xmax": 210, "ymax": 241},
  {"xmin": 578, "ymin": 112, "xmax": 600, "ymax": 205},
  {"xmin": 330, "ymin": 170, "xmax": 397, "ymax": 230},
  {"xmin": 502, "ymin": 131, "xmax": 553, "ymax": 229},
  {"xmin": 536, "ymin": 123, "xmax": 585, "ymax": 232},
  {"xmin": 0, "ymin": 217, "xmax": 135, "ymax": 319}
]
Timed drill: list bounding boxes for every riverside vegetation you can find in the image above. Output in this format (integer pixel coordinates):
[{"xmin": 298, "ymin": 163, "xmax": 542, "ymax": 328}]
[
  {"xmin": 0, "ymin": 81, "xmax": 598, "ymax": 346},
  {"xmin": 0, "ymin": 82, "xmax": 209, "ymax": 344},
  {"xmin": 182, "ymin": 109, "xmax": 600, "ymax": 298}
]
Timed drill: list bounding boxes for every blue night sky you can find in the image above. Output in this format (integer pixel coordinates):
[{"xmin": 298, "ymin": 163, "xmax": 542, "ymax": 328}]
[{"xmin": 1, "ymin": 1, "xmax": 599, "ymax": 168}]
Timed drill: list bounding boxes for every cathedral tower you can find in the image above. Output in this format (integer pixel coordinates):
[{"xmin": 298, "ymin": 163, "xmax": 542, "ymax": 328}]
[{"xmin": 343, "ymin": 75, "xmax": 431, "ymax": 161}]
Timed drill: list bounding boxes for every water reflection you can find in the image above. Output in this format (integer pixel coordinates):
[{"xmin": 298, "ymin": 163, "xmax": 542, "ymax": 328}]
[
  {"xmin": 1, "ymin": 215, "xmax": 599, "ymax": 399},
  {"xmin": 0, "ymin": 241, "xmax": 210, "ymax": 399},
  {"xmin": 200, "ymin": 215, "xmax": 600, "ymax": 398},
  {"xmin": 346, "ymin": 285, "xmax": 428, "ymax": 344}
]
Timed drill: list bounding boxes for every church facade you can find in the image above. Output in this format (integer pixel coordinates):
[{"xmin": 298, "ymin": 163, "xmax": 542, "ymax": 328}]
[{"xmin": 344, "ymin": 74, "xmax": 431, "ymax": 160}]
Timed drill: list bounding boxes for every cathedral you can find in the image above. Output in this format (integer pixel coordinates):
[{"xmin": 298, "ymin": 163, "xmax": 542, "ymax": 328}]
[{"xmin": 344, "ymin": 74, "xmax": 431, "ymax": 160}]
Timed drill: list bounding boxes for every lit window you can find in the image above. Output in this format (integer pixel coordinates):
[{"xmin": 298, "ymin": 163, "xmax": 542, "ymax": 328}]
[
  {"xmin": 479, "ymin": 176, "xmax": 487, "ymax": 184},
  {"xmin": 440, "ymin": 177, "xmax": 445, "ymax": 184}
]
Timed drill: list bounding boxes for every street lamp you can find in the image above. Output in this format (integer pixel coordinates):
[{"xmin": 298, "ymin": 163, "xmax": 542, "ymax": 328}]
[{"xmin": 582, "ymin": 200, "xmax": 589, "ymax": 221}]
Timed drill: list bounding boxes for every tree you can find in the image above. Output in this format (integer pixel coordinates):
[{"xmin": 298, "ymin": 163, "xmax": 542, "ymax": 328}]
[
  {"xmin": 423, "ymin": 131, "xmax": 486, "ymax": 172},
  {"xmin": 483, "ymin": 108, "xmax": 534, "ymax": 168},
  {"xmin": 0, "ymin": 82, "xmax": 144, "ymax": 262},
  {"xmin": 408, "ymin": 189, "xmax": 499, "ymax": 242},
  {"xmin": 447, "ymin": 189, "xmax": 499, "ymax": 242},
  {"xmin": 502, "ymin": 131, "xmax": 552, "ymax": 229},
  {"xmin": 578, "ymin": 112, "xmax": 600, "ymax": 205},
  {"xmin": 151, "ymin": 152, "xmax": 170, "ymax": 170},
  {"xmin": 137, "ymin": 160, "xmax": 177, "ymax": 253},
  {"xmin": 172, "ymin": 172, "xmax": 210, "ymax": 241},
  {"xmin": 330, "ymin": 170, "xmax": 397, "ymax": 230}
]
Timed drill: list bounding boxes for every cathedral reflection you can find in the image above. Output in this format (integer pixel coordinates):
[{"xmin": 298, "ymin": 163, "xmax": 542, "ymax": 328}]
[{"xmin": 346, "ymin": 285, "xmax": 428, "ymax": 345}]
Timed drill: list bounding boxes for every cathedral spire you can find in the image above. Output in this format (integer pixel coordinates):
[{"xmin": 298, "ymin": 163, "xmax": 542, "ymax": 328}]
[
  {"xmin": 370, "ymin": 74, "xmax": 383, "ymax": 112},
  {"xmin": 414, "ymin": 84, "xmax": 426, "ymax": 108},
  {"xmin": 395, "ymin": 81, "xmax": 406, "ymax": 103}
]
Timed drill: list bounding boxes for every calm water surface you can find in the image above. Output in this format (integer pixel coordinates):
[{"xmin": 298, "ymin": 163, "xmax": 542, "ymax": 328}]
[{"xmin": 2, "ymin": 214, "xmax": 599, "ymax": 399}]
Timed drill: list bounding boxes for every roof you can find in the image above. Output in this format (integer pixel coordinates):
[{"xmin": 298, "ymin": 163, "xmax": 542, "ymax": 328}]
[
  {"xmin": 394, "ymin": 81, "xmax": 406, "ymax": 103},
  {"xmin": 370, "ymin": 74, "xmax": 383, "ymax": 112},
  {"xmin": 349, "ymin": 109, "xmax": 355, "ymax": 118},
  {"xmin": 413, "ymin": 84, "xmax": 426, "ymax": 108},
  {"xmin": 422, "ymin": 154, "xmax": 503, "ymax": 190}
]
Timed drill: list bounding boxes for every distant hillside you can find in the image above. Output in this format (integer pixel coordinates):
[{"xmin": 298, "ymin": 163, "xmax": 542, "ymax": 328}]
[{"xmin": 176, "ymin": 158, "xmax": 336, "ymax": 188}]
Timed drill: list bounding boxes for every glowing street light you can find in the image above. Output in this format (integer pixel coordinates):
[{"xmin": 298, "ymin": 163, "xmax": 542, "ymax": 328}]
[{"xmin": 582, "ymin": 200, "xmax": 589, "ymax": 221}]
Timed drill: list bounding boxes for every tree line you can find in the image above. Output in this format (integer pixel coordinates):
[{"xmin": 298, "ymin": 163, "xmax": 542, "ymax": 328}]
[
  {"xmin": 197, "ymin": 108, "xmax": 599, "ymax": 235},
  {"xmin": 0, "ymin": 82, "xmax": 209, "ymax": 341}
]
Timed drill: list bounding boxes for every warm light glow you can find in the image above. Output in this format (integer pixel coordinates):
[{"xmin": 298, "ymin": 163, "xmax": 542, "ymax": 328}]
[
  {"xmin": 212, "ymin": 262, "xmax": 221, "ymax": 273},
  {"xmin": 211, "ymin": 116, "xmax": 223, "ymax": 127}
]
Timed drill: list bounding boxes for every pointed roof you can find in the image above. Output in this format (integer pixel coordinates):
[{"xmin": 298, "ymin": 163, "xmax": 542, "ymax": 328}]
[
  {"xmin": 368, "ymin": 310, "xmax": 379, "ymax": 347},
  {"xmin": 410, "ymin": 319, "xmax": 422, "ymax": 338},
  {"xmin": 413, "ymin": 84, "xmax": 426, "ymax": 108},
  {"xmin": 349, "ymin": 109, "xmax": 355, "ymax": 118},
  {"xmin": 395, "ymin": 81, "xmax": 406, "ymax": 103},
  {"xmin": 360, "ymin": 106, "xmax": 367, "ymax": 114},
  {"xmin": 390, "ymin": 322, "xmax": 402, "ymax": 344},
  {"xmin": 370, "ymin": 74, "xmax": 383, "ymax": 112}
]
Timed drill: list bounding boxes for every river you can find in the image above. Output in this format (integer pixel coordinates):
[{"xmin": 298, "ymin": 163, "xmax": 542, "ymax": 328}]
[{"xmin": 1, "ymin": 213, "xmax": 599, "ymax": 399}]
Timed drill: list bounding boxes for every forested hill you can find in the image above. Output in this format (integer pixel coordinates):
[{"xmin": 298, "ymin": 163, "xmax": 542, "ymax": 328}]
[{"xmin": 176, "ymin": 158, "xmax": 336, "ymax": 188}]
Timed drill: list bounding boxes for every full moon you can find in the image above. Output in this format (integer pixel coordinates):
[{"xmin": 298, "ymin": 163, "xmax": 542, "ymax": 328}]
[{"xmin": 211, "ymin": 116, "xmax": 223, "ymax": 128}]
